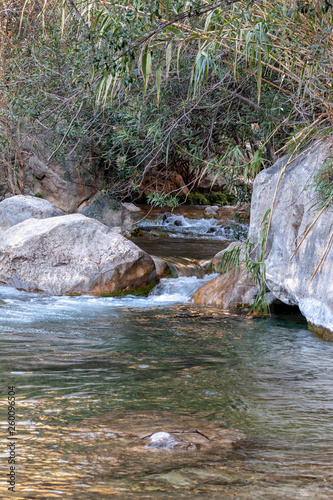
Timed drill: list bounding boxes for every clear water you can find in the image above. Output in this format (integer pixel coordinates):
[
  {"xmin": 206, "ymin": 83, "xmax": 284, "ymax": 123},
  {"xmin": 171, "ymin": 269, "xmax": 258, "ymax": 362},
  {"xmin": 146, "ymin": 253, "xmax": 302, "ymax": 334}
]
[{"xmin": 0, "ymin": 282, "xmax": 332, "ymax": 499}]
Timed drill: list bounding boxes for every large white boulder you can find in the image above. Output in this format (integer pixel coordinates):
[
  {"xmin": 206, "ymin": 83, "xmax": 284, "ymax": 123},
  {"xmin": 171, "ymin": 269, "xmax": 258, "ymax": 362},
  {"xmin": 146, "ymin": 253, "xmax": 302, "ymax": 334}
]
[
  {"xmin": 0, "ymin": 195, "xmax": 63, "ymax": 232},
  {"xmin": 248, "ymin": 142, "xmax": 333, "ymax": 337},
  {"xmin": 0, "ymin": 214, "xmax": 155, "ymax": 295},
  {"xmin": 193, "ymin": 141, "xmax": 333, "ymax": 338}
]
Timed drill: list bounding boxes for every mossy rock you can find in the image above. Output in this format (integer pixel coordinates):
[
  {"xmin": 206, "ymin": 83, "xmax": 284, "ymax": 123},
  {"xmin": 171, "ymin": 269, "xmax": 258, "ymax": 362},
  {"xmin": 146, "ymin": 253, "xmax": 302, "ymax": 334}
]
[
  {"xmin": 99, "ymin": 280, "xmax": 157, "ymax": 298},
  {"xmin": 309, "ymin": 323, "xmax": 333, "ymax": 342},
  {"xmin": 131, "ymin": 228, "xmax": 145, "ymax": 237},
  {"xmin": 208, "ymin": 190, "xmax": 237, "ymax": 206}
]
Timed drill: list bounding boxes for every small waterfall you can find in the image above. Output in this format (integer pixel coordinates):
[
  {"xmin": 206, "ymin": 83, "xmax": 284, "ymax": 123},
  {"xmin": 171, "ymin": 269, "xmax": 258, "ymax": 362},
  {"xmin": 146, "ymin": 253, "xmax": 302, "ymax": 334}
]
[
  {"xmin": 0, "ymin": 273, "xmax": 219, "ymax": 325},
  {"xmin": 139, "ymin": 213, "xmax": 248, "ymax": 240},
  {"xmin": 162, "ymin": 257, "xmax": 206, "ymax": 278},
  {"xmin": 149, "ymin": 274, "xmax": 218, "ymax": 302}
]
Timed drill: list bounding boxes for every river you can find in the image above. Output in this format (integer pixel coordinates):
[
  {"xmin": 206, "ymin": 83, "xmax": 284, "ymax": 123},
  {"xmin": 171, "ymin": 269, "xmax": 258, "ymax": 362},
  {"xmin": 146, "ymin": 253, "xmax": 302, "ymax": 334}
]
[{"xmin": 0, "ymin": 210, "xmax": 332, "ymax": 499}]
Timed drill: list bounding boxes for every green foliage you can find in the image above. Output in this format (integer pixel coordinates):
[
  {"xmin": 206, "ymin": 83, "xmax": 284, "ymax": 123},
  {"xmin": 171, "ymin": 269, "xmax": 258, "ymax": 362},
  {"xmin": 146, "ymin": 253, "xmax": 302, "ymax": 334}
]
[
  {"xmin": 220, "ymin": 209, "xmax": 272, "ymax": 315},
  {"xmin": 311, "ymin": 158, "xmax": 333, "ymax": 209},
  {"xmin": 208, "ymin": 190, "xmax": 237, "ymax": 206},
  {"xmin": 187, "ymin": 192, "xmax": 209, "ymax": 205},
  {"xmin": 1, "ymin": 0, "xmax": 332, "ymax": 211},
  {"xmin": 147, "ymin": 192, "xmax": 179, "ymax": 209}
]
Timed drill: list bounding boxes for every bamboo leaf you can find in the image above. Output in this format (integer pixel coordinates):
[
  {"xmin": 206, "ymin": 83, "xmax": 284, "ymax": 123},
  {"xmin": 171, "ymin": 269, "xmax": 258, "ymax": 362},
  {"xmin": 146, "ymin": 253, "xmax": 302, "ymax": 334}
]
[
  {"xmin": 156, "ymin": 64, "xmax": 162, "ymax": 107},
  {"xmin": 166, "ymin": 42, "xmax": 172, "ymax": 79}
]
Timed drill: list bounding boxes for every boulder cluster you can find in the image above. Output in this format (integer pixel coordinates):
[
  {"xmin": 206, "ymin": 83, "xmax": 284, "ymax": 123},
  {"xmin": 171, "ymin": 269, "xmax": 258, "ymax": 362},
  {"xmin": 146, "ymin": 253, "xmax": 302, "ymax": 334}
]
[{"xmin": 0, "ymin": 195, "xmax": 155, "ymax": 295}]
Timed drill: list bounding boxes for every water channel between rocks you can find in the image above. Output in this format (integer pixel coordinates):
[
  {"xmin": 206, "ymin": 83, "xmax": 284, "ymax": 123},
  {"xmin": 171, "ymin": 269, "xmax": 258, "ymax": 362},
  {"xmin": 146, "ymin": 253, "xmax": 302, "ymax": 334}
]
[{"xmin": 0, "ymin": 209, "xmax": 332, "ymax": 499}]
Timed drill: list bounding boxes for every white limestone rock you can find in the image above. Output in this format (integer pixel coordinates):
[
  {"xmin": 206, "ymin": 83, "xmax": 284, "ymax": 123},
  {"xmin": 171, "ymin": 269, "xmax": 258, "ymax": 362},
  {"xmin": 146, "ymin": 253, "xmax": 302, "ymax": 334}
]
[
  {"xmin": 0, "ymin": 214, "xmax": 155, "ymax": 295},
  {"xmin": 0, "ymin": 195, "xmax": 63, "ymax": 232}
]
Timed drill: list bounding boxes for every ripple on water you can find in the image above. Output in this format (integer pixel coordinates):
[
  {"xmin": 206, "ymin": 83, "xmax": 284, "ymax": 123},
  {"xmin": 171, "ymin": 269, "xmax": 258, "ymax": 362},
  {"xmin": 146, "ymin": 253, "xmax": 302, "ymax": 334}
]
[{"xmin": 0, "ymin": 285, "xmax": 332, "ymax": 498}]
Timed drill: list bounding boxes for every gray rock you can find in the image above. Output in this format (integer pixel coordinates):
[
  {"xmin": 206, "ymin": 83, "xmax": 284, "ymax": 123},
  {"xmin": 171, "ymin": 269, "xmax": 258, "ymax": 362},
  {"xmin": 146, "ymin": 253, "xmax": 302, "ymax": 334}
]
[
  {"xmin": 152, "ymin": 256, "xmax": 170, "ymax": 278},
  {"xmin": 193, "ymin": 142, "xmax": 333, "ymax": 335},
  {"xmin": 205, "ymin": 205, "xmax": 219, "ymax": 215},
  {"xmin": 109, "ymin": 226, "xmax": 131, "ymax": 238},
  {"xmin": 80, "ymin": 193, "xmax": 135, "ymax": 231},
  {"xmin": 0, "ymin": 214, "xmax": 155, "ymax": 295},
  {"xmin": 29, "ymin": 156, "xmax": 95, "ymax": 213},
  {"xmin": 0, "ymin": 195, "xmax": 63, "ymax": 233},
  {"xmin": 249, "ymin": 142, "xmax": 333, "ymax": 334},
  {"xmin": 121, "ymin": 202, "xmax": 142, "ymax": 213},
  {"xmin": 146, "ymin": 432, "xmax": 180, "ymax": 449}
]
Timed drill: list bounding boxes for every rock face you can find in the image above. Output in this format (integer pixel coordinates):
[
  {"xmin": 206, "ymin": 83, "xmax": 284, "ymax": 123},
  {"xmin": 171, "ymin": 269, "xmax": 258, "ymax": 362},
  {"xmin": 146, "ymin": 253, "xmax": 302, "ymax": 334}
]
[
  {"xmin": 29, "ymin": 156, "xmax": 95, "ymax": 213},
  {"xmin": 194, "ymin": 141, "xmax": 333, "ymax": 336},
  {"xmin": 80, "ymin": 193, "xmax": 135, "ymax": 231},
  {"xmin": 0, "ymin": 214, "xmax": 155, "ymax": 295},
  {"xmin": 0, "ymin": 195, "xmax": 63, "ymax": 232},
  {"xmin": 140, "ymin": 168, "xmax": 189, "ymax": 196},
  {"xmin": 248, "ymin": 142, "xmax": 333, "ymax": 336},
  {"xmin": 151, "ymin": 256, "xmax": 171, "ymax": 279}
]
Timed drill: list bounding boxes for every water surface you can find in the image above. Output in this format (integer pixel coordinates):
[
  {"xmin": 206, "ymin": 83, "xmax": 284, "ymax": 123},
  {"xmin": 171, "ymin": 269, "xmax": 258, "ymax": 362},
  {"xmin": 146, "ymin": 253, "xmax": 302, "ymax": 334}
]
[{"xmin": 0, "ymin": 282, "xmax": 332, "ymax": 499}]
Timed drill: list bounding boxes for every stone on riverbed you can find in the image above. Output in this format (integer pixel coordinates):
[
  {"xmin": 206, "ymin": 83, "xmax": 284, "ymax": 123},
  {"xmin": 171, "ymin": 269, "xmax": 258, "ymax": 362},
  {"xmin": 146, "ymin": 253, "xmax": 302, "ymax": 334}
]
[
  {"xmin": 0, "ymin": 214, "xmax": 155, "ymax": 295},
  {"xmin": 151, "ymin": 256, "xmax": 171, "ymax": 278},
  {"xmin": 146, "ymin": 432, "xmax": 180, "ymax": 450},
  {"xmin": 0, "ymin": 195, "xmax": 63, "ymax": 232},
  {"xmin": 80, "ymin": 192, "xmax": 135, "ymax": 231}
]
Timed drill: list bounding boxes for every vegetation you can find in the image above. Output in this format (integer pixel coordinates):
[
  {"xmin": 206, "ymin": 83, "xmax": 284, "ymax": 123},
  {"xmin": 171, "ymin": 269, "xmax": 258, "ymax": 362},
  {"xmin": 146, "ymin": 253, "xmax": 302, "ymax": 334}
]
[
  {"xmin": 1, "ymin": 0, "xmax": 332, "ymax": 205},
  {"xmin": 311, "ymin": 157, "xmax": 333, "ymax": 209}
]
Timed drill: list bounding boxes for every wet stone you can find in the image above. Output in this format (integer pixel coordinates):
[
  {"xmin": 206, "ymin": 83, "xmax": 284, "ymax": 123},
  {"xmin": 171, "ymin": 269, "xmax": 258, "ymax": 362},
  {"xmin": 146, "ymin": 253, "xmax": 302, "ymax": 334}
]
[{"xmin": 146, "ymin": 432, "xmax": 180, "ymax": 449}]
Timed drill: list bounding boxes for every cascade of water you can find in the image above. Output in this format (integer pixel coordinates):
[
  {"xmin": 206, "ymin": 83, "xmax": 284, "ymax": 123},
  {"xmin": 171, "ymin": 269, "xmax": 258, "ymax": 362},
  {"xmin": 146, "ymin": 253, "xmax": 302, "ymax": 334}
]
[
  {"xmin": 149, "ymin": 274, "xmax": 218, "ymax": 301},
  {"xmin": 139, "ymin": 214, "xmax": 248, "ymax": 240},
  {"xmin": 0, "ymin": 273, "xmax": 219, "ymax": 325},
  {"xmin": 162, "ymin": 257, "xmax": 206, "ymax": 278}
]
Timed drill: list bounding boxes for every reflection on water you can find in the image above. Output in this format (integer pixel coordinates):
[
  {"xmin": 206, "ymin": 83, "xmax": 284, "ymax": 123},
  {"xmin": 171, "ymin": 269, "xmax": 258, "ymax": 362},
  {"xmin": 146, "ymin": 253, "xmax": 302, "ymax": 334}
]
[{"xmin": 0, "ymin": 287, "xmax": 332, "ymax": 498}]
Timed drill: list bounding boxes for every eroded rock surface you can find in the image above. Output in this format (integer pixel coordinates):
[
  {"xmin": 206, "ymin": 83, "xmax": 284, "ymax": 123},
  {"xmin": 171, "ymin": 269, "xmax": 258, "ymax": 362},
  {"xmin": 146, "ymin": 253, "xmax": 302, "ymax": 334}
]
[
  {"xmin": 29, "ymin": 156, "xmax": 95, "ymax": 213},
  {"xmin": 0, "ymin": 195, "xmax": 63, "ymax": 232},
  {"xmin": 248, "ymin": 142, "xmax": 333, "ymax": 335},
  {"xmin": 0, "ymin": 214, "xmax": 155, "ymax": 295}
]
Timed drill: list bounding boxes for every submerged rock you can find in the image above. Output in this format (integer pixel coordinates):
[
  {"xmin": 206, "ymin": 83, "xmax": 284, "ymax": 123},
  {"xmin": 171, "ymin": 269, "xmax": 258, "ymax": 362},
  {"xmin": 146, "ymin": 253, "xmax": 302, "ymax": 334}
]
[
  {"xmin": 173, "ymin": 218, "xmax": 183, "ymax": 227},
  {"xmin": 146, "ymin": 432, "xmax": 180, "ymax": 450},
  {"xmin": 0, "ymin": 214, "xmax": 155, "ymax": 295},
  {"xmin": 0, "ymin": 195, "xmax": 63, "ymax": 232}
]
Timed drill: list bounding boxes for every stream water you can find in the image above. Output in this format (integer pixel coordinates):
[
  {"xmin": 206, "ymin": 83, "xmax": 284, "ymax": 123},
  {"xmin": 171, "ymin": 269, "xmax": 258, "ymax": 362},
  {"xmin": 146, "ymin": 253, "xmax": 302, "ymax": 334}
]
[{"xmin": 0, "ymin": 215, "xmax": 332, "ymax": 499}]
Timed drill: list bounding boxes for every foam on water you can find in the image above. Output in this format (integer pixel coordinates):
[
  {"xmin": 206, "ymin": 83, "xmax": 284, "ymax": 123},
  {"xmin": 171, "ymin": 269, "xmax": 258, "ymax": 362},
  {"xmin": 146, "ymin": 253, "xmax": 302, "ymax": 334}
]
[
  {"xmin": 139, "ymin": 214, "xmax": 247, "ymax": 240},
  {"xmin": 0, "ymin": 274, "xmax": 218, "ymax": 326}
]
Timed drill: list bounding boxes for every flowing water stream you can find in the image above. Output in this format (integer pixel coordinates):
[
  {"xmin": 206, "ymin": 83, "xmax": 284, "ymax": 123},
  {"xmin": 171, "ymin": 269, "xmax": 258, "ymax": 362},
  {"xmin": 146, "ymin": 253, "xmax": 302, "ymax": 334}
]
[{"xmin": 0, "ymin": 217, "xmax": 332, "ymax": 499}]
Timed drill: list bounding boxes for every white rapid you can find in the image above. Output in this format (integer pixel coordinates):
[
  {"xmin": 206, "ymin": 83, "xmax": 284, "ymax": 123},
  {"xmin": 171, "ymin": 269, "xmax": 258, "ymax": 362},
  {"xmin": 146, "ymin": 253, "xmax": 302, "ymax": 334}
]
[
  {"xmin": 0, "ymin": 274, "xmax": 218, "ymax": 326},
  {"xmin": 139, "ymin": 214, "xmax": 248, "ymax": 240}
]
